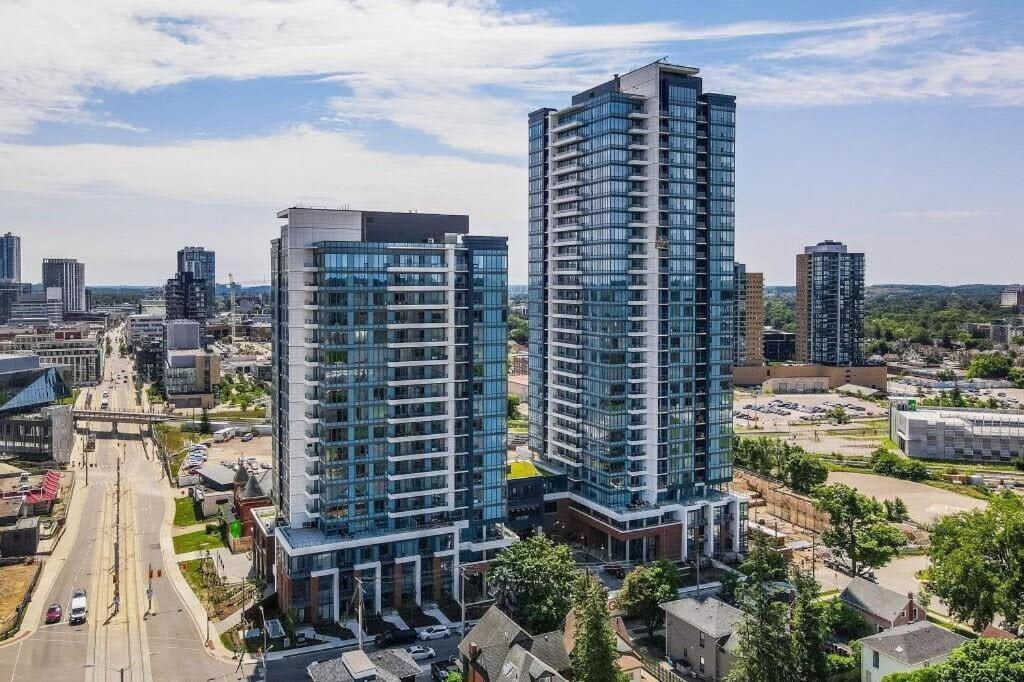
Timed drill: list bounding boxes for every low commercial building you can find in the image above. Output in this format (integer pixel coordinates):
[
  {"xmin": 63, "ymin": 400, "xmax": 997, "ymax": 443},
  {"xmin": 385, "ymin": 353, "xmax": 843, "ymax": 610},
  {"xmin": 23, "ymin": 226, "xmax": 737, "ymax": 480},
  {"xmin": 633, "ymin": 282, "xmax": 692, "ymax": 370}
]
[
  {"xmin": 859, "ymin": 622, "xmax": 965, "ymax": 682},
  {"xmin": 9, "ymin": 288, "xmax": 64, "ymax": 326},
  {"xmin": 840, "ymin": 577, "xmax": 925, "ymax": 633},
  {"xmin": 734, "ymin": 363, "xmax": 887, "ymax": 392},
  {"xmin": 763, "ymin": 328, "xmax": 796, "ymax": 362},
  {"xmin": 0, "ymin": 354, "xmax": 74, "ymax": 464},
  {"xmin": 0, "ymin": 327, "xmax": 104, "ymax": 386},
  {"xmin": 505, "ymin": 459, "xmax": 566, "ymax": 538},
  {"xmin": 890, "ymin": 399, "xmax": 1024, "ymax": 462},
  {"xmin": 661, "ymin": 596, "xmax": 743, "ymax": 681}
]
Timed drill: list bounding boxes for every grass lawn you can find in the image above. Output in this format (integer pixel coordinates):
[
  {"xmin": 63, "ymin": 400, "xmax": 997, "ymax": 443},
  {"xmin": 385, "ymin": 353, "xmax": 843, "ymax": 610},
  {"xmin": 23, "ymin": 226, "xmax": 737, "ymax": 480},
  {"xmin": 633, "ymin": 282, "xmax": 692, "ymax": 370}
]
[
  {"xmin": 923, "ymin": 479, "xmax": 992, "ymax": 501},
  {"xmin": 209, "ymin": 409, "xmax": 266, "ymax": 421},
  {"xmin": 173, "ymin": 497, "xmax": 201, "ymax": 526},
  {"xmin": 508, "ymin": 460, "xmax": 540, "ymax": 480},
  {"xmin": 173, "ymin": 529, "xmax": 226, "ymax": 554}
]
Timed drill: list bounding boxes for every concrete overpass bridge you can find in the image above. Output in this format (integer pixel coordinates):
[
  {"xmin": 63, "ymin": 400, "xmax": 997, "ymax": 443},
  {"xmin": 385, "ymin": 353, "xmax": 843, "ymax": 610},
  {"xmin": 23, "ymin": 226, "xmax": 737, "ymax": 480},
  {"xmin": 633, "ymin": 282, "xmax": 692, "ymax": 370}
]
[{"xmin": 73, "ymin": 409, "xmax": 171, "ymax": 425}]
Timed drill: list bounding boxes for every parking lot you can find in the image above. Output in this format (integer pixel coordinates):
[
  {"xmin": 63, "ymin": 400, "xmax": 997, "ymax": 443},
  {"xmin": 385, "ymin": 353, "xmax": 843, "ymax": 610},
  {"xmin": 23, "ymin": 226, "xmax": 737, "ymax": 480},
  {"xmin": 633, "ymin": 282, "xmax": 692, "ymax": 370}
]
[{"xmin": 735, "ymin": 392, "xmax": 885, "ymax": 427}]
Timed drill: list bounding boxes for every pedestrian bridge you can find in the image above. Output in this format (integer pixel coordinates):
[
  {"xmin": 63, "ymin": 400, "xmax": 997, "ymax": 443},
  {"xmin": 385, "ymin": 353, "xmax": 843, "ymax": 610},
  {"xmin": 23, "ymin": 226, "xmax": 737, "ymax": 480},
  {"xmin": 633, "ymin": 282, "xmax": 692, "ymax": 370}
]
[{"xmin": 73, "ymin": 409, "xmax": 171, "ymax": 424}]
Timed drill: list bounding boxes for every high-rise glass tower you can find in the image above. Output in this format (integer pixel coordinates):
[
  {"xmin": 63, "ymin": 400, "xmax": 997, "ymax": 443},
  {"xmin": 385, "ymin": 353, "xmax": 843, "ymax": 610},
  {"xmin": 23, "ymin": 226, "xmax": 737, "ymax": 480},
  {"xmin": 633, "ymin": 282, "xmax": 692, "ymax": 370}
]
[
  {"xmin": 795, "ymin": 240, "xmax": 865, "ymax": 366},
  {"xmin": 0, "ymin": 233, "xmax": 21, "ymax": 283},
  {"xmin": 41, "ymin": 258, "xmax": 85, "ymax": 313},
  {"xmin": 528, "ymin": 61, "xmax": 745, "ymax": 564},
  {"xmin": 176, "ymin": 246, "xmax": 216, "ymax": 319},
  {"xmin": 270, "ymin": 207, "xmax": 511, "ymax": 622}
]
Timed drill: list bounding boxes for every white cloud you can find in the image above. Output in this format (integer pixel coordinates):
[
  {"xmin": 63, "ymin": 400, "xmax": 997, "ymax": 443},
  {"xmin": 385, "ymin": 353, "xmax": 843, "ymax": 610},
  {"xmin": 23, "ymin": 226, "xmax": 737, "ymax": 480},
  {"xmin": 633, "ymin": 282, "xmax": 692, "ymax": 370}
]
[
  {"xmin": 883, "ymin": 209, "xmax": 997, "ymax": 221},
  {"xmin": 762, "ymin": 12, "xmax": 963, "ymax": 60}
]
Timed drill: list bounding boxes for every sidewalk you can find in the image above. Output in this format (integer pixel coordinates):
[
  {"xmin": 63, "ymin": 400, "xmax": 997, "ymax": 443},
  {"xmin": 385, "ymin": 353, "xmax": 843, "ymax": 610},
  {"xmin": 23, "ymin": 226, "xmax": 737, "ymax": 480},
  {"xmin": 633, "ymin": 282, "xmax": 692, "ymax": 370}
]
[{"xmin": 158, "ymin": 474, "xmax": 238, "ymax": 662}]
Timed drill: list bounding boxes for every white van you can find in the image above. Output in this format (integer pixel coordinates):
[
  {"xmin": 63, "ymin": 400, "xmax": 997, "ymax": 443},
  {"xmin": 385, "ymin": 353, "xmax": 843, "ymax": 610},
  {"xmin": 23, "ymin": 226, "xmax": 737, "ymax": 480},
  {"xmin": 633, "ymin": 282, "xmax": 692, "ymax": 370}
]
[{"xmin": 69, "ymin": 589, "xmax": 88, "ymax": 625}]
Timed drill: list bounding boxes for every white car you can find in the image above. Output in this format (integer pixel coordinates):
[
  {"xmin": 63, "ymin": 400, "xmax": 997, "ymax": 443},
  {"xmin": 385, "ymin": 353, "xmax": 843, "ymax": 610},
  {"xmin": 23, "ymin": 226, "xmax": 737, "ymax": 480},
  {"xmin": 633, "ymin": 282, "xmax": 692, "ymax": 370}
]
[
  {"xmin": 405, "ymin": 645, "xmax": 435, "ymax": 661},
  {"xmin": 418, "ymin": 625, "xmax": 451, "ymax": 641}
]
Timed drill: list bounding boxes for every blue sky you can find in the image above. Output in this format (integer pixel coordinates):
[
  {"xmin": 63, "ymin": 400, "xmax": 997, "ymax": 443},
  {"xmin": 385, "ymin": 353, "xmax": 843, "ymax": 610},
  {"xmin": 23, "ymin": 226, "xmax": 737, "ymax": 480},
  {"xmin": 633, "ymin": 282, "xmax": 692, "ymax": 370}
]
[{"xmin": 0, "ymin": 0, "xmax": 1021, "ymax": 285}]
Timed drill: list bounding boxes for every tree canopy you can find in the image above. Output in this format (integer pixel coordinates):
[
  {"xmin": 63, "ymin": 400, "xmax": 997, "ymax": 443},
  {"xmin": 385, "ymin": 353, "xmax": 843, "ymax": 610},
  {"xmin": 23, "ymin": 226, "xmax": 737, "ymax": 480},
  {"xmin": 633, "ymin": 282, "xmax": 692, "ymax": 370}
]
[
  {"xmin": 616, "ymin": 559, "xmax": 680, "ymax": 638},
  {"xmin": 487, "ymin": 534, "xmax": 577, "ymax": 633},
  {"xmin": 571, "ymin": 573, "xmax": 627, "ymax": 682},
  {"xmin": 812, "ymin": 483, "xmax": 905, "ymax": 577},
  {"xmin": 928, "ymin": 493, "xmax": 1024, "ymax": 631},
  {"xmin": 884, "ymin": 638, "xmax": 1024, "ymax": 682},
  {"xmin": 734, "ymin": 437, "xmax": 827, "ymax": 493},
  {"xmin": 966, "ymin": 352, "xmax": 1013, "ymax": 380}
]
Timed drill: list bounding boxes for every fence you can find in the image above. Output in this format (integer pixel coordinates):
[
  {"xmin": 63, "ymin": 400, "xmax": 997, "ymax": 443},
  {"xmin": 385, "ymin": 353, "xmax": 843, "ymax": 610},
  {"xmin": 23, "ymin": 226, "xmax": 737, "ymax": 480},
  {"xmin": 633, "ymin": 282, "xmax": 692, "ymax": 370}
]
[
  {"xmin": 0, "ymin": 560, "xmax": 42, "ymax": 641},
  {"xmin": 733, "ymin": 467, "xmax": 831, "ymax": 534},
  {"xmin": 635, "ymin": 651, "xmax": 687, "ymax": 682}
]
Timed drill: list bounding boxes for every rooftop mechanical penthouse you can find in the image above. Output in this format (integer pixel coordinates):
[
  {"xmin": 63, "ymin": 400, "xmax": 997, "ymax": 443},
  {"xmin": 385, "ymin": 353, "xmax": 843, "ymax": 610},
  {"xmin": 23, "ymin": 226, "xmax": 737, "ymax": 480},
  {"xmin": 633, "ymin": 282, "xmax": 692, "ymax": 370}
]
[
  {"xmin": 270, "ymin": 208, "xmax": 511, "ymax": 622},
  {"xmin": 527, "ymin": 62, "xmax": 746, "ymax": 564}
]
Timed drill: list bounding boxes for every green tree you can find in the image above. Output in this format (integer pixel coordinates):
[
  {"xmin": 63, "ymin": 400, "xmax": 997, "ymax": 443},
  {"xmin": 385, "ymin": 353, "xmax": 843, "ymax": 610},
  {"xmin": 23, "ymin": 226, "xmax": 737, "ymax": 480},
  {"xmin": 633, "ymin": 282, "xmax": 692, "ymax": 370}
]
[
  {"xmin": 507, "ymin": 393, "xmax": 522, "ymax": 420},
  {"xmin": 966, "ymin": 352, "xmax": 1013, "ymax": 379},
  {"xmin": 199, "ymin": 408, "xmax": 211, "ymax": 434},
  {"xmin": 487, "ymin": 535, "xmax": 578, "ymax": 633},
  {"xmin": 870, "ymin": 448, "xmax": 929, "ymax": 481},
  {"xmin": 445, "ymin": 672, "xmax": 463, "ymax": 682},
  {"xmin": 928, "ymin": 493, "xmax": 1024, "ymax": 631},
  {"xmin": 738, "ymin": 531, "xmax": 787, "ymax": 583},
  {"xmin": 570, "ymin": 573, "xmax": 627, "ymax": 682},
  {"xmin": 826, "ymin": 405, "xmax": 851, "ymax": 424},
  {"xmin": 616, "ymin": 559, "xmax": 680, "ymax": 638},
  {"xmin": 508, "ymin": 314, "xmax": 529, "ymax": 346},
  {"xmin": 884, "ymin": 638, "xmax": 1024, "ymax": 682},
  {"xmin": 783, "ymin": 452, "xmax": 828, "ymax": 493},
  {"xmin": 727, "ymin": 541, "xmax": 795, "ymax": 682},
  {"xmin": 790, "ymin": 569, "xmax": 833, "ymax": 682},
  {"xmin": 812, "ymin": 484, "xmax": 905, "ymax": 577},
  {"xmin": 883, "ymin": 497, "xmax": 910, "ymax": 523}
]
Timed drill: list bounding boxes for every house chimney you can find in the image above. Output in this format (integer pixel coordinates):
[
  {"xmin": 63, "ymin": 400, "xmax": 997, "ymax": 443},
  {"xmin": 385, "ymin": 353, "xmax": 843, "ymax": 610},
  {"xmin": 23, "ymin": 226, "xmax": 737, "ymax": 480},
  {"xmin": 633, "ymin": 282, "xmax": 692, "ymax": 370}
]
[{"xmin": 468, "ymin": 642, "xmax": 482, "ymax": 660}]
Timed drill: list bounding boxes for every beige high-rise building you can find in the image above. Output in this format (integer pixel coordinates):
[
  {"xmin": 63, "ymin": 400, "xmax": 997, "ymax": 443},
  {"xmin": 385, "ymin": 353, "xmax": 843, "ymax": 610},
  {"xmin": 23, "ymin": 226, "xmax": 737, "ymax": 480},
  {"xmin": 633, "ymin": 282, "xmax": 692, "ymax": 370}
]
[{"xmin": 734, "ymin": 263, "xmax": 764, "ymax": 366}]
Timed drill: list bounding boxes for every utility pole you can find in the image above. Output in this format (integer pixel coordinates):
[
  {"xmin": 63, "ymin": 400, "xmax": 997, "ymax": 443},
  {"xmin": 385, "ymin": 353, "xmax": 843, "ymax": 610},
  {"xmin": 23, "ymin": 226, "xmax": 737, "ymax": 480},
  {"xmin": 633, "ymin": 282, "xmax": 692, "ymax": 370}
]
[
  {"xmin": 147, "ymin": 563, "xmax": 154, "ymax": 615},
  {"xmin": 113, "ymin": 459, "xmax": 121, "ymax": 615},
  {"xmin": 459, "ymin": 565, "xmax": 467, "ymax": 637}
]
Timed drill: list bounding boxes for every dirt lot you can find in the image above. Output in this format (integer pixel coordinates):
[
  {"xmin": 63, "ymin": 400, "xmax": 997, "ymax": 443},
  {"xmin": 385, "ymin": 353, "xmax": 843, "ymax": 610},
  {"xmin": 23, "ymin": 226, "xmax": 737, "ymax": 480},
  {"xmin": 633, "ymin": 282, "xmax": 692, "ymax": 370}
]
[
  {"xmin": 828, "ymin": 471, "xmax": 987, "ymax": 525},
  {"xmin": 0, "ymin": 562, "xmax": 40, "ymax": 631},
  {"xmin": 204, "ymin": 434, "xmax": 271, "ymax": 467}
]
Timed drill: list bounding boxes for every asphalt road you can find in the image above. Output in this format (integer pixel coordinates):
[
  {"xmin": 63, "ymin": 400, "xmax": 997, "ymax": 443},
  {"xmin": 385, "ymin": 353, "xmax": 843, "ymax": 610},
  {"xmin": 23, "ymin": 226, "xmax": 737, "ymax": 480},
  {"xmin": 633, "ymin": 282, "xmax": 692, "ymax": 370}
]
[
  {"xmin": 0, "ymin": 325, "xmax": 245, "ymax": 682},
  {"xmin": 259, "ymin": 634, "xmax": 462, "ymax": 682}
]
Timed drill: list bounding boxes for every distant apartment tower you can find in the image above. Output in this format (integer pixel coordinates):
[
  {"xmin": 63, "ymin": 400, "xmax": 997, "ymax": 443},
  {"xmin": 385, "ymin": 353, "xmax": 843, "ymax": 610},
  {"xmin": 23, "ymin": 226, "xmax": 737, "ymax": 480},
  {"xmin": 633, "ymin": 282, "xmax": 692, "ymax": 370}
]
[
  {"xmin": 41, "ymin": 258, "xmax": 86, "ymax": 313},
  {"xmin": 528, "ymin": 61, "xmax": 745, "ymax": 565},
  {"xmin": 0, "ymin": 233, "xmax": 21, "ymax": 283},
  {"xmin": 0, "ymin": 282, "xmax": 31, "ymax": 324},
  {"xmin": 795, "ymin": 240, "xmax": 865, "ymax": 366},
  {"xmin": 733, "ymin": 264, "xmax": 764, "ymax": 367},
  {"xmin": 270, "ymin": 207, "xmax": 510, "ymax": 621},
  {"xmin": 165, "ymin": 271, "xmax": 210, "ymax": 322},
  {"xmin": 177, "ymin": 246, "xmax": 216, "ymax": 318},
  {"xmin": 1001, "ymin": 286, "xmax": 1024, "ymax": 310}
]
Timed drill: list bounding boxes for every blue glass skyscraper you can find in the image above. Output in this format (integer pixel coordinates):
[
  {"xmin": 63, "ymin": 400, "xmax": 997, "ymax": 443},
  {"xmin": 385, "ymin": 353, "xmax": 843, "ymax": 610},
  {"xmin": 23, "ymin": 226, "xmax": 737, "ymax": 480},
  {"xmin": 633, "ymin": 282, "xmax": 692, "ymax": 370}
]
[
  {"xmin": 270, "ymin": 208, "xmax": 510, "ymax": 622},
  {"xmin": 528, "ymin": 62, "xmax": 746, "ymax": 564}
]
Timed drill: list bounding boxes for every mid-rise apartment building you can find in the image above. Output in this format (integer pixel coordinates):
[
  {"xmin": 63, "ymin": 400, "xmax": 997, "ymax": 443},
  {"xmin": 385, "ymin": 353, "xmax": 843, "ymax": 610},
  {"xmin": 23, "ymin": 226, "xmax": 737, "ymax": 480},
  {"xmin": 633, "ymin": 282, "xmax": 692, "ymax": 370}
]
[
  {"xmin": 177, "ymin": 246, "xmax": 217, "ymax": 319},
  {"xmin": 528, "ymin": 61, "xmax": 745, "ymax": 565},
  {"xmin": 165, "ymin": 271, "xmax": 211, "ymax": 322},
  {"xmin": 41, "ymin": 258, "xmax": 86, "ymax": 313},
  {"xmin": 270, "ymin": 207, "xmax": 511, "ymax": 622},
  {"xmin": 0, "ymin": 283, "xmax": 31, "ymax": 325},
  {"xmin": 0, "ymin": 327, "xmax": 104, "ymax": 386},
  {"xmin": 0, "ymin": 233, "xmax": 21, "ymax": 283},
  {"xmin": 733, "ymin": 264, "xmax": 764, "ymax": 367},
  {"xmin": 795, "ymin": 240, "xmax": 864, "ymax": 366}
]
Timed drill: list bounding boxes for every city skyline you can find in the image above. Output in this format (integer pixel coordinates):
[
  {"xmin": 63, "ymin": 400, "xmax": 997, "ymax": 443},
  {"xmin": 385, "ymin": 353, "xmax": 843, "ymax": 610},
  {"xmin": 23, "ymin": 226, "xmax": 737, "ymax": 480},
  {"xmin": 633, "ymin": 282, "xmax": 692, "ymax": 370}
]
[{"xmin": 1, "ymin": 1, "xmax": 1023, "ymax": 286}]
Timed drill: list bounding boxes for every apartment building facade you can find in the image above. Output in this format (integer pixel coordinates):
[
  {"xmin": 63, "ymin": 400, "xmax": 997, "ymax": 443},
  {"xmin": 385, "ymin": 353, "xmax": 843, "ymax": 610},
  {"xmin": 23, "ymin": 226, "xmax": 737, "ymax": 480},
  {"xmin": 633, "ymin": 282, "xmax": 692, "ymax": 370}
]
[
  {"xmin": 0, "ymin": 233, "xmax": 21, "ymax": 283},
  {"xmin": 176, "ymin": 247, "xmax": 217, "ymax": 319},
  {"xmin": 270, "ymin": 207, "xmax": 511, "ymax": 622},
  {"xmin": 41, "ymin": 258, "xmax": 86, "ymax": 313},
  {"xmin": 528, "ymin": 62, "xmax": 745, "ymax": 565},
  {"xmin": 795, "ymin": 240, "xmax": 865, "ymax": 366},
  {"xmin": 0, "ymin": 328, "xmax": 104, "ymax": 386},
  {"xmin": 733, "ymin": 263, "xmax": 764, "ymax": 367}
]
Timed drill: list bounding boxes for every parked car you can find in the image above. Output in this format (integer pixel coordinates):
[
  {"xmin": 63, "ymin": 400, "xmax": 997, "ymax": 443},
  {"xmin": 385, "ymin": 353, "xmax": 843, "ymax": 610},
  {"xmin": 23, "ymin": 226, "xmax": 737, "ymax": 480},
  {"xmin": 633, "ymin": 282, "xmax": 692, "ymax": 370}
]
[
  {"xmin": 45, "ymin": 604, "xmax": 62, "ymax": 624},
  {"xmin": 418, "ymin": 625, "xmax": 451, "ymax": 641},
  {"xmin": 431, "ymin": 657, "xmax": 458, "ymax": 682},
  {"xmin": 406, "ymin": 645, "xmax": 435, "ymax": 661},
  {"xmin": 241, "ymin": 433, "xmax": 254, "ymax": 442},
  {"xmin": 377, "ymin": 626, "xmax": 418, "ymax": 647}
]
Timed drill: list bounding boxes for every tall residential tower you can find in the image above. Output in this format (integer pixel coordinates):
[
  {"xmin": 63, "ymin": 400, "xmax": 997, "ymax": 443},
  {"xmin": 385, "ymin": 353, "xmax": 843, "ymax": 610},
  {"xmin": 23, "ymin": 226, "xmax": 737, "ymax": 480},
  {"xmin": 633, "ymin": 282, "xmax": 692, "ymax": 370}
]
[
  {"xmin": 528, "ymin": 61, "xmax": 745, "ymax": 565},
  {"xmin": 176, "ymin": 246, "xmax": 216, "ymax": 319},
  {"xmin": 0, "ymin": 233, "xmax": 21, "ymax": 283},
  {"xmin": 270, "ymin": 207, "xmax": 511, "ymax": 622},
  {"xmin": 733, "ymin": 263, "xmax": 764, "ymax": 367},
  {"xmin": 795, "ymin": 240, "xmax": 865, "ymax": 366},
  {"xmin": 41, "ymin": 258, "xmax": 86, "ymax": 313}
]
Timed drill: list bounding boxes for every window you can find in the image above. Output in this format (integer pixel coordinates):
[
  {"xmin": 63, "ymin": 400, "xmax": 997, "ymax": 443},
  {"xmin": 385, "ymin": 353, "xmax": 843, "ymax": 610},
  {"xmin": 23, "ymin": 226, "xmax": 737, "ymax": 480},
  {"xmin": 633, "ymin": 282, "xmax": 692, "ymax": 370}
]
[
  {"xmin": 872, "ymin": 650, "xmax": 880, "ymax": 668},
  {"xmin": 699, "ymin": 632, "xmax": 705, "ymax": 647},
  {"xmin": 699, "ymin": 657, "xmax": 705, "ymax": 672}
]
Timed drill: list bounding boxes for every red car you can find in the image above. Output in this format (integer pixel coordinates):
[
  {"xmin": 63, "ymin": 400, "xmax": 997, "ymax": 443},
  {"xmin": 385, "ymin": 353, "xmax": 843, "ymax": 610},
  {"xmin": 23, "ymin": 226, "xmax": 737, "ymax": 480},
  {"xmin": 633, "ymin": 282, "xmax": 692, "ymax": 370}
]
[{"xmin": 45, "ymin": 604, "xmax": 62, "ymax": 624}]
